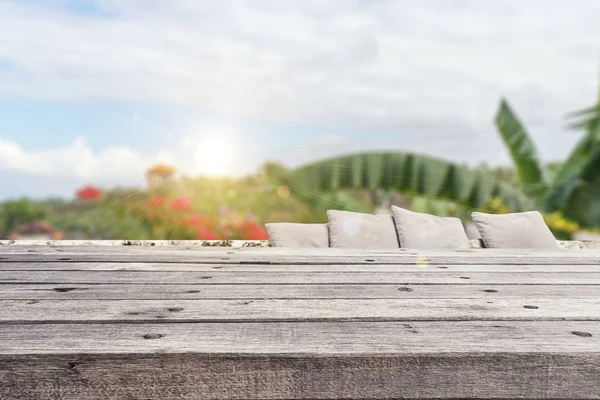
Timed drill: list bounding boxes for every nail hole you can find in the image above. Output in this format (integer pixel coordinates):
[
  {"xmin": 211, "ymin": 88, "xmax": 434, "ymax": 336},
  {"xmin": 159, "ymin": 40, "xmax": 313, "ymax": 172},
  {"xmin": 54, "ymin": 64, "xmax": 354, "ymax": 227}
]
[
  {"xmin": 186, "ymin": 290, "xmax": 200, "ymax": 294},
  {"xmin": 212, "ymin": 266, "xmax": 223, "ymax": 269},
  {"xmin": 58, "ymin": 258, "xmax": 71, "ymax": 261},
  {"xmin": 459, "ymin": 277, "xmax": 470, "ymax": 280},
  {"xmin": 483, "ymin": 289, "xmax": 498, "ymax": 293},
  {"xmin": 397, "ymin": 287, "xmax": 414, "ymax": 292},
  {"xmin": 26, "ymin": 300, "xmax": 39, "ymax": 305},
  {"xmin": 168, "ymin": 307, "xmax": 183, "ymax": 312},
  {"xmin": 125, "ymin": 312, "xmax": 141, "ymax": 315},
  {"xmin": 572, "ymin": 331, "xmax": 593, "ymax": 337},
  {"xmin": 143, "ymin": 334, "xmax": 163, "ymax": 340},
  {"xmin": 242, "ymin": 301, "xmax": 254, "ymax": 305},
  {"xmin": 524, "ymin": 305, "xmax": 539, "ymax": 309},
  {"xmin": 200, "ymin": 276, "xmax": 212, "ymax": 280},
  {"xmin": 365, "ymin": 259, "xmax": 375, "ymax": 262},
  {"xmin": 437, "ymin": 266, "xmax": 448, "ymax": 269}
]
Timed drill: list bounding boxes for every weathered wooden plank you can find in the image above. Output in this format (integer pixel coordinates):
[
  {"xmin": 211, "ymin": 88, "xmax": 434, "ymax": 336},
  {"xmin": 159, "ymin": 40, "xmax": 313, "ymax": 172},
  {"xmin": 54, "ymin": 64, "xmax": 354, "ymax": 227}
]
[
  {"xmin": 3, "ymin": 270, "xmax": 600, "ymax": 284},
  {"xmin": 2, "ymin": 321, "xmax": 599, "ymax": 354},
  {"xmin": 2, "ymin": 246, "xmax": 598, "ymax": 258},
  {"xmin": 3, "ymin": 261, "xmax": 600, "ymax": 272},
  {"xmin": 3, "ymin": 246, "xmax": 600, "ymax": 265},
  {"xmin": 1, "ymin": 283, "xmax": 596, "ymax": 300},
  {"xmin": 2, "ymin": 298, "xmax": 599, "ymax": 323},
  {"xmin": 2, "ymin": 238, "xmax": 600, "ymax": 249},
  {"xmin": 3, "ymin": 245, "xmax": 598, "ymax": 255},
  {"xmin": 4, "ymin": 252, "xmax": 600, "ymax": 264},
  {"xmin": 2, "ymin": 352, "xmax": 600, "ymax": 399}
]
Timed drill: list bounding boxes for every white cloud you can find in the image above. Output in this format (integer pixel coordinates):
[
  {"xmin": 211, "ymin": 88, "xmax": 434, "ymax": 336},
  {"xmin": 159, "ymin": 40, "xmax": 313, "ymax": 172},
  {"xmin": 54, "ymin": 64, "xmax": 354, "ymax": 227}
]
[
  {"xmin": 0, "ymin": 130, "xmax": 263, "ymax": 196},
  {"xmin": 0, "ymin": 0, "xmax": 598, "ymax": 163},
  {"xmin": 0, "ymin": 136, "xmax": 175, "ymax": 187}
]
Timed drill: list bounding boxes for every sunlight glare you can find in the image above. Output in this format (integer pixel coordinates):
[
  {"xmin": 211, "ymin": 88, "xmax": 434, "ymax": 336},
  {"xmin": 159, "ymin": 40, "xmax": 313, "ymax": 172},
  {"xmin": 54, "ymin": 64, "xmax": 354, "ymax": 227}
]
[{"xmin": 193, "ymin": 136, "xmax": 234, "ymax": 176}]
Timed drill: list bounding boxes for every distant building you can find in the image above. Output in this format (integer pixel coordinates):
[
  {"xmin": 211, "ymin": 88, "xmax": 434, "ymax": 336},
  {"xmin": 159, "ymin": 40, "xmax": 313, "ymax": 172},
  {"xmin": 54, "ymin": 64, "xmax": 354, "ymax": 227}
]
[{"xmin": 8, "ymin": 221, "xmax": 64, "ymax": 241}]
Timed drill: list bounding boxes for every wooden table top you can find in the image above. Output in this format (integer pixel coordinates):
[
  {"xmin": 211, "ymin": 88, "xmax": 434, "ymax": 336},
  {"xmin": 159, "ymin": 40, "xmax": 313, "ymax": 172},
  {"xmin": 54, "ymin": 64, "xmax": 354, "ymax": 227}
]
[{"xmin": 1, "ymin": 245, "xmax": 600, "ymax": 399}]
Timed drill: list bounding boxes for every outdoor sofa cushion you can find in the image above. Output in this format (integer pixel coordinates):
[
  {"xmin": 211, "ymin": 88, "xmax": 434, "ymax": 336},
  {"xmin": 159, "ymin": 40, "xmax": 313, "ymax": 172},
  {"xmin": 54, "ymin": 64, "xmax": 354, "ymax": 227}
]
[
  {"xmin": 391, "ymin": 205, "xmax": 470, "ymax": 249},
  {"xmin": 326, "ymin": 210, "xmax": 400, "ymax": 249},
  {"xmin": 471, "ymin": 211, "xmax": 559, "ymax": 249},
  {"xmin": 266, "ymin": 223, "xmax": 329, "ymax": 247}
]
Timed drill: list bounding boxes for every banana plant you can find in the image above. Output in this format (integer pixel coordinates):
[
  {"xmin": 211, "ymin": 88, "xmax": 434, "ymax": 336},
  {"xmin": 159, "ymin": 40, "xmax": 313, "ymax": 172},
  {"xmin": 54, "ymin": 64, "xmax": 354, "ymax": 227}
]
[
  {"xmin": 275, "ymin": 79, "xmax": 600, "ymax": 227},
  {"xmin": 279, "ymin": 150, "xmax": 533, "ymax": 214}
]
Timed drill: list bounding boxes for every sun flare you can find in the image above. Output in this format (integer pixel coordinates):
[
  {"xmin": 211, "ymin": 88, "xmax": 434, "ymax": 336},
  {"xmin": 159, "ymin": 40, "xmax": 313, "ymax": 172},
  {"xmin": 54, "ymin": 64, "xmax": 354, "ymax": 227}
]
[{"xmin": 193, "ymin": 136, "xmax": 234, "ymax": 176}]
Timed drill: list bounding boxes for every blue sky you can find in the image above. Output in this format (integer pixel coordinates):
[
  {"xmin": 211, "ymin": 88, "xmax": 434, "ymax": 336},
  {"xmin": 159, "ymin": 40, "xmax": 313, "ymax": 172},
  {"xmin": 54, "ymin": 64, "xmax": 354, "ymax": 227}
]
[{"xmin": 0, "ymin": 0, "xmax": 598, "ymax": 199}]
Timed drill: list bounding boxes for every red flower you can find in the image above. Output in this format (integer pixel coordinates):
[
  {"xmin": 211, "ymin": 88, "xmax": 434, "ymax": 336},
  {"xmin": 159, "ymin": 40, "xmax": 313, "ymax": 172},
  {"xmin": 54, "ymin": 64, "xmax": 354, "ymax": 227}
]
[
  {"xmin": 145, "ymin": 196, "xmax": 164, "ymax": 209},
  {"xmin": 196, "ymin": 227, "xmax": 218, "ymax": 240},
  {"xmin": 169, "ymin": 196, "xmax": 192, "ymax": 212},
  {"xmin": 76, "ymin": 185, "xmax": 102, "ymax": 200},
  {"xmin": 183, "ymin": 214, "xmax": 203, "ymax": 226},
  {"xmin": 240, "ymin": 221, "xmax": 269, "ymax": 240}
]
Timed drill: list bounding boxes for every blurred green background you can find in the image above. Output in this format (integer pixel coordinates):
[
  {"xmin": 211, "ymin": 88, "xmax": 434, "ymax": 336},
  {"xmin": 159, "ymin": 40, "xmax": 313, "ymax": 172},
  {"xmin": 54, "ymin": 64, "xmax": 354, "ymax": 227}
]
[{"xmin": 2, "ymin": 96, "xmax": 598, "ymax": 242}]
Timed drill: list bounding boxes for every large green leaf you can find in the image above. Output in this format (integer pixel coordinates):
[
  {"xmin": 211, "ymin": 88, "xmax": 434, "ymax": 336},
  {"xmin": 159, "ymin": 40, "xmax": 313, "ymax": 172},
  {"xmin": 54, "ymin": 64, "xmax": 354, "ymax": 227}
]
[
  {"xmin": 544, "ymin": 133, "xmax": 600, "ymax": 226},
  {"xmin": 495, "ymin": 99, "xmax": 546, "ymax": 189},
  {"xmin": 287, "ymin": 151, "xmax": 528, "ymax": 212}
]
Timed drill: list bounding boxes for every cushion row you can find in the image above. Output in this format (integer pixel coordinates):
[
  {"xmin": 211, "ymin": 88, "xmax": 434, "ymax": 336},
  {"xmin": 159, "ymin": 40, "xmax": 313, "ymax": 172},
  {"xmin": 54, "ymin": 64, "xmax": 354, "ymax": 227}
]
[{"xmin": 266, "ymin": 208, "xmax": 558, "ymax": 249}]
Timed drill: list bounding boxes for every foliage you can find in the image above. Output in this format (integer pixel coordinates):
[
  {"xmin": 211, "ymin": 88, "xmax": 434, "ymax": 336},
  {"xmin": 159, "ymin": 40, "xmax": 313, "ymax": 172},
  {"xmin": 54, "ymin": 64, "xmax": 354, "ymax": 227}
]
[
  {"xmin": 494, "ymin": 99, "xmax": 546, "ymax": 190},
  {"xmin": 0, "ymin": 199, "xmax": 47, "ymax": 233},
  {"xmin": 280, "ymin": 84, "xmax": 600, "ymax": 229},
  {"xmin": 281, "ymin": 152, "xmax": 533, "ymax": 213},
  {"xmin": 544, "ymin": 211, "xmax": 579, "ymax": 240}
]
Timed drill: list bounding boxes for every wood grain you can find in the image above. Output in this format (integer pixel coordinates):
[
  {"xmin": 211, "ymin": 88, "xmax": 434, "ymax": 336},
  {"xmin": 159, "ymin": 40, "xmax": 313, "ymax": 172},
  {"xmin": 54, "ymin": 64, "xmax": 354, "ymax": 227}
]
[
  {"xmin": 1, "ymin": 283, "xmax": 596, "ymax": 300},
  {"xmin": 3, "ymin": 321, "xmax": 599, "ymax": 354},
  {"xmin": 3, "ymin": 245, "xmax": 600, "ymax": 399},
  {"xmin": 2, "ymin": 352, "xmax": 600, "ymax": 399},
  {"xmin": 2, "ymin": 298, "xmax": 600, "ymax": 323},
  {"xmin": 3, "ymin": 269, "xmax": 600, "ymax": 284},
  {"xmin": 3, "ymin": 246, "xmax": 600, "ymax": 265},
  {"xmin": 3, "ymin": 261, "xmax": 600, "ymax": 272}
]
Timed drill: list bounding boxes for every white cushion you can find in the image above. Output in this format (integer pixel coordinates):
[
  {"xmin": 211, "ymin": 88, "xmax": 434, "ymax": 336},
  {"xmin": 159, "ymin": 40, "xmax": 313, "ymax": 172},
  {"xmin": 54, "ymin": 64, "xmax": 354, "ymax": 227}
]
[
  {"xmin": 471, "ymin": 211, "xmax": 558, "ymax": 249},
  {"xmin": 391, "ymin": 205, "xmax": 470, "ymax": 249},
  {"xmin": 266, "ymin": 223, "xmax": 329, "ymax": 248},
  {"xmin": 326, "ymin": 210, "xmax": 399, "ymax": 249}
]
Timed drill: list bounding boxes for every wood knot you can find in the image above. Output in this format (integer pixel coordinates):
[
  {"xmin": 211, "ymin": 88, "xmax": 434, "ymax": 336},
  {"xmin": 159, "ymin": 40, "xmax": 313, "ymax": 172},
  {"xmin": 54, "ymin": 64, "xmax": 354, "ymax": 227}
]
[
  {"xmin": 53, "ymin": 287, "xmax": 77, "ymax": 293},
  {"xmin": 143, "ymin": 334, "xmax": 164, "ymax": 340},
  {"xmin": 572, "ymin": 331, "xmax": 593, "ymax": 337},
  {"xmin": 66, "ymin": 362, "xmax": 80, "ymax": 374},
  {"xmin": 524, "ymin": 305, "xmax": 539, "ymax": 309}
]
